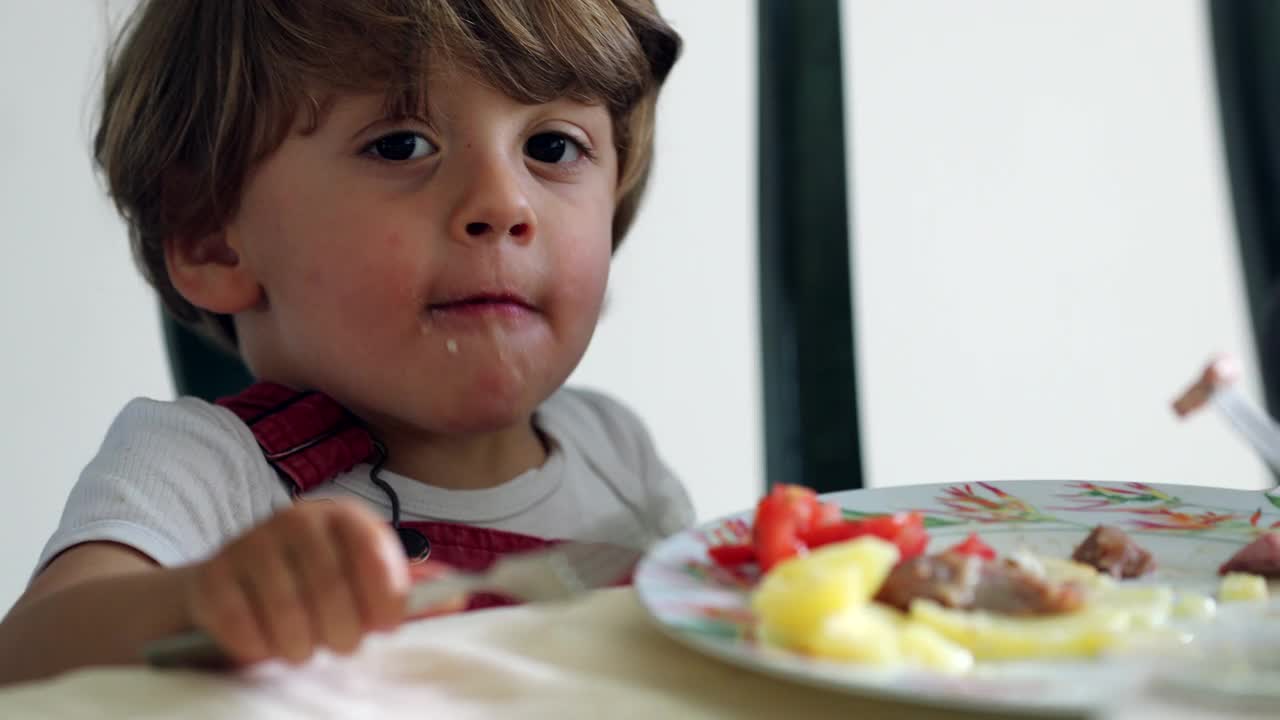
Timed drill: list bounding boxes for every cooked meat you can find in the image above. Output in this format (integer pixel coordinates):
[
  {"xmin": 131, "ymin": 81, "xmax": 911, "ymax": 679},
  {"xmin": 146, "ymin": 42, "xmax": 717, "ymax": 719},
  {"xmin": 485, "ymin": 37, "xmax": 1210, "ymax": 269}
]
[
  {"xmin": 875, "ymin": 552, "xmax": 1084, "ymax": 616},
  {"xmin": 875, "ymin": 551, "xmax": 981, "ymax": 611},
  {"xmin": 1219, "ymin": 531, "xmax": 1280, "ymax": 578},
  {"xmin": 1070, "ymin": 525, "xmax": 1155, "ymax": 579},
  {"xmin": 971, "ymin": 559, "xmax": 1086, "ymax": 615}
]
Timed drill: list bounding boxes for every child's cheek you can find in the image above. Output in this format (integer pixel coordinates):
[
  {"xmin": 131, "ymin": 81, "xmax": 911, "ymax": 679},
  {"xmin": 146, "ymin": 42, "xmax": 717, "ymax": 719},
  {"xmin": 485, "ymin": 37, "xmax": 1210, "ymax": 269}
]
[
  {"xmin": 316, "ymin": 222, "xmax": 423, "ymax": 307},
  {"xmin": 561, "ymin": 230, "xmax": 611, "ymax": 298}
]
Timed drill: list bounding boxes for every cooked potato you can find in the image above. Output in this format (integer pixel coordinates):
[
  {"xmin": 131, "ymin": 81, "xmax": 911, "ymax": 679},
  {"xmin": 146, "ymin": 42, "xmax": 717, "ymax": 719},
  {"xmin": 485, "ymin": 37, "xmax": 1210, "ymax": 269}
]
[
  {"xmin": 1091, "ymin": 584, "xmax": 1173, "ymax": 629},
  {"xmin": 1008, "ymin": 550, "xmax": 1117, "ymax": 599},
  {"xmin": 1036, "ymin": 555, "xmax": 1114, "ymax": 592},
  {"xmin": 897, "ymin": 621, "xmax": 974, "ymax": 674},
  {"xmin": 909, "ymin": 599, "xmax": 1129, "ymax": 660},
  {"xmin": 752, "ymin": 537, "xmax": 900, "ymax": 645},
  {"xmin": 1218, "ymin": 572, "xmax": 1268, "ymax": 603},
  {"xmin": 768, "ymin": 587, "xmax": 973, "ymax": 673},
  {"xmin": 803, "ymin": 603, "xmax": 904, "ymax": 665},
  {"xmin": 1172, "ymin": 592, "xmax": 1216, "ymax": 621}
]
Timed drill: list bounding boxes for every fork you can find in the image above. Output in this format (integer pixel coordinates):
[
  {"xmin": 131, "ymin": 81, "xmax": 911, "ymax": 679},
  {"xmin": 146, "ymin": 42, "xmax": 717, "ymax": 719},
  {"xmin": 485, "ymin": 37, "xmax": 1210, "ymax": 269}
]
[
  {"xmin": 1174, "ymin": 354, "xmax": 1280, "ymax": 485},
  {"xmin": 1208, "ymin": 385, "xmax": 1280, "ymax": 476},
  {"xmin": 144, "ymin": 540, "xmax": 642, "ymax": 670}
]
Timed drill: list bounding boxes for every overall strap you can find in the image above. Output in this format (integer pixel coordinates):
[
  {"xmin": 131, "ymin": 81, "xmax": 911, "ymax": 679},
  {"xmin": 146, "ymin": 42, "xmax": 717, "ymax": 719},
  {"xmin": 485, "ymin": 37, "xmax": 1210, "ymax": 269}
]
[
  {"xmin": 217, "ymin": 382, "xmax": 430, "ymax": 558},
  {"xmin": 214, "ymin": 382, "xmax": 570, "ymax": 581},
  {"xmin": 216, "ymin": 382, "xmax": 375, "ymax": 494}
]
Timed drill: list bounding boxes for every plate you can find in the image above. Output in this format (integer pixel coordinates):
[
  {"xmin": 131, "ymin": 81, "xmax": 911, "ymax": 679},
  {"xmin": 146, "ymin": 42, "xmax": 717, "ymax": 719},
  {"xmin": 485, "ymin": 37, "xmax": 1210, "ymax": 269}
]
[{"xmin": 633, "ymin": 480, "xmax": 1280, "ymax": 716}]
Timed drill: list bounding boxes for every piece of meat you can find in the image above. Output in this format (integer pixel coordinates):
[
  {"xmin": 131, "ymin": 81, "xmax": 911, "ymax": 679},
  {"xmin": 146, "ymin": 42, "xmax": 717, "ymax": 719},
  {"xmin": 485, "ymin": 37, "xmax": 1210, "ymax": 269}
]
[
  {"xmin": 1219, "ymin": 531, "xmax": 1280, "ymax": 577},
  {"xmin": 1172, "ymin": 354, "xmax": 1239, "ymax": 418},
  {"xmin": 1070, "ymin": 525, "xmax": 1155, "ymax": 579},
  {"xmin": 875, "ymin": 551, "xmax": 982, "ymax": 611},
  {"xmin": 970, "ymin": 559, "xmax": 1086, "ymax": 615},
  {"xmin": 874, "ymin": 552, "xmax": 1084, "ymax": 616}
]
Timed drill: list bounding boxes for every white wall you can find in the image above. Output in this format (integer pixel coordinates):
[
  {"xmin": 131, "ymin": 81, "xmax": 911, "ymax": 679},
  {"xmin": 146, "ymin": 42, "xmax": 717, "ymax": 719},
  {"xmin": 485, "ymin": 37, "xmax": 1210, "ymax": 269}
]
[
  {"xmin": 570, "ymin": 2, "xmax": 762, "ymax": 525},
  {"xmin": 842, "ymin": 0, "xmax": 1268, "ymax": 490},
  {"xmin": 0, "ymin": 2, "xmax": 760, "ymax": 612},
  {"xmin": 0, "ymin": 2, "xmax": 173, "ymax": 611}
]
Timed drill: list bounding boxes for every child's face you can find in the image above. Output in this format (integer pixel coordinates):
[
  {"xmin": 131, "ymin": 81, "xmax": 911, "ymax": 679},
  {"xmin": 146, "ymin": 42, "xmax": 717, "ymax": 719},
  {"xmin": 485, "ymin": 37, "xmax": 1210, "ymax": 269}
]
[{"xmin": 226, "ymin": 68, "xmax": 617, "ymax": 438}]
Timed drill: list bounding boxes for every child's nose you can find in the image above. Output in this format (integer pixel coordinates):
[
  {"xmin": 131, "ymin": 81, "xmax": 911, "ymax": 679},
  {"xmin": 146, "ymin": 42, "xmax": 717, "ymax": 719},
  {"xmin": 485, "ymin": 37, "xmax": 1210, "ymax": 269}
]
[
  {"xmin": 463, "ymin": 219, "xmax": 531, "ymax": 240},
  {"xmin": 449, "ymin": 161, "xmax": 536, "ymax": 245}
]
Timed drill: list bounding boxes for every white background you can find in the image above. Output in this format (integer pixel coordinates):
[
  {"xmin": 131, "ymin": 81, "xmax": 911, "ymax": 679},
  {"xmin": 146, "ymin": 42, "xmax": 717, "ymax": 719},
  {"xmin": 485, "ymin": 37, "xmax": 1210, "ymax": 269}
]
[
  {"xmin": 842, "ymin": 0, "xmax": 1265, "ymax": 491},
  {"xmin": 0, "ymin": 0, "xmax": 1265, "ymax": 614}
]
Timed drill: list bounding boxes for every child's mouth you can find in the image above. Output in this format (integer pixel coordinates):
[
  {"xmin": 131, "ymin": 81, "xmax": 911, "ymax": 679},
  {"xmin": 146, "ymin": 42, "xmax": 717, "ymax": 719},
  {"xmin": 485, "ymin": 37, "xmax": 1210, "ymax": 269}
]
[
  {"xmin": 426, "ymin": 293, "xmax": 539, "ymax": 325},
  {"xmin": 430, "ymin": 293, "xmax": 534, "ymax": 310}
]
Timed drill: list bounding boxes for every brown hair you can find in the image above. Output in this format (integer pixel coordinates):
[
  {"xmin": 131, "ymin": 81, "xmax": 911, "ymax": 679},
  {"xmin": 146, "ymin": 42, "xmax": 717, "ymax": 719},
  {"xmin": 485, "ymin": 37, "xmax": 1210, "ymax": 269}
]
[{"xmin": 95, "ymin": 0, "xmax": 680, "ymax": 349}]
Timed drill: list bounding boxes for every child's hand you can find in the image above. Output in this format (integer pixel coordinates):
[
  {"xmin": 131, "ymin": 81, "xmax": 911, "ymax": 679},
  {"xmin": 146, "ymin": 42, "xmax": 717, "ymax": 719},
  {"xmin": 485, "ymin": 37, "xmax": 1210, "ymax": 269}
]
[{"xmin": 182, "ymin": 499, "xmax": 411, "ymax": 666}]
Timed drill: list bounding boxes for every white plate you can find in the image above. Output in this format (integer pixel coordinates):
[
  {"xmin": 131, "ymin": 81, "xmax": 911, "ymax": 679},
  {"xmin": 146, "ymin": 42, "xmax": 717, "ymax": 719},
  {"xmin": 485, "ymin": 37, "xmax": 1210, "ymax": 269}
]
[{"xmin": 633, "ymin": 480, "xmax": 1280, "ymax": 716}]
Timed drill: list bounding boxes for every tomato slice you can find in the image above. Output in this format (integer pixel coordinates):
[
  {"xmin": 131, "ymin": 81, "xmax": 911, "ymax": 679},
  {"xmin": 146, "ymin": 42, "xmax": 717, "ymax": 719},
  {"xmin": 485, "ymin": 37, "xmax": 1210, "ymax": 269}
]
[
  {"xmin": 758, "ymin": 485, "xmax": 841, "ymax": 532},
  {"xmin": 892, "ymin": 519, "xmax": 930, "ymax": 560},
  {"xmin": 798, "ymin": 519, "xmax": 865, "ymax": 547},
  {"xmin": 751, "ymin": 485, "xmax": 927, "ymax": 572},
  {"xmin": 809, "ymin": 500, "xmax": 844, "ymax": 529},
  {"xmin": 707, "ymin": 543, "xmax": 757, "ymax": 567},
  {"xmin": 754, "ymin": 497, "xmax": 801, "ymax": 571},
  {"xmin": 946, "ymin": 532, "xmax": 996, "ymax": 560},
  {"xmin": 753, "ymin": 485, "xmax": 818, "ymax": 571},
  {"xmin": 799, "ymin": 512, "xmax": 929, "ymax": 560}
]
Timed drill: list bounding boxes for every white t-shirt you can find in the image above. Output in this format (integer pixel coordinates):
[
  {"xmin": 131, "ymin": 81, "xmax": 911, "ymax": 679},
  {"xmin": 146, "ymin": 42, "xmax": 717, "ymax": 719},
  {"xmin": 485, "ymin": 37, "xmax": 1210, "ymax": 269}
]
[{"xmin": 36, "ymin": 388, "xmax": 695, "ymax": 572}]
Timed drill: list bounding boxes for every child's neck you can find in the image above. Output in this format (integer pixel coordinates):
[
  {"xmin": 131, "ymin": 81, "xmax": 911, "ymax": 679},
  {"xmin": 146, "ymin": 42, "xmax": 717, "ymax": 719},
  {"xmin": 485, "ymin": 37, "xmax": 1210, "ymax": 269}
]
[{"xmin": 372, "ymin": 419, "xmax": 549, "ymax": 491}]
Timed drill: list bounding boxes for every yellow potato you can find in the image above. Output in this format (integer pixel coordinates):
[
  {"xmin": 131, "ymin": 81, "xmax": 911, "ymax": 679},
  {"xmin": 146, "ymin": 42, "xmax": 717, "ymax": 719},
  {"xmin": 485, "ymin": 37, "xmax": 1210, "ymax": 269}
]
[
  {"xmin": 1035, "ymin": 555, "xmax": 1114, "ymax": 592},
  {"xmin": 803, "ymin": 603, "xmax": 905, "ymax": 665},
  {"xmin": 769, "ymin": 594, "xmax": 974, "ymax": 673},
  {"xmin": 1091, "ymin": 584, "xmax": 1173, "ymax": 629},
  {"xmin": 1172, "ymin": 592, "xmax": 1216, "ymax": 621},
  {"xmin": 909, "ymin": 599, "xmax": 1129, "ymax": 660},
  {"xmin": 751, "ymin": 537, "xmax": 900, "ymax": 645},
  {"xmin": 1218, "ymin": 572, "xmax": 1268, "ymax": 603},
  {"xmin": 897, "ymin": 621, "xmax": 974, "ymax": 674}
]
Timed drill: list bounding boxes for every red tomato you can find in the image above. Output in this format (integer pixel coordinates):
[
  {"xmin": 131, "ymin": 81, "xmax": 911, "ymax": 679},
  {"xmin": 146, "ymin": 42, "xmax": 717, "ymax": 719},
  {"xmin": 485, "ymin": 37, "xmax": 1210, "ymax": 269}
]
[
  {"xmin": 707, "ymin": 543, "xmax": 757, "ymax": 567},
  {"xmin": 753, "ymin": 485, "xmax": 821, "ymax": 571},
  {"xmin": 758, "ymin": 485, "xmax": 842, "ymax": 532},
  {"xmin": 892, "ymin": 519, "xmax": 930, "ymax": 560},
  {"xmin": 946, "ymin": 532, "xmax": 996, "ymax": 560},
  {"xmin": 798, "ymin": 519, "xmax": 865, "ymax": 547},
  {"xmin": 799, "ymin": 512, "xmax": 929, "ymax": 560},
  {"xmin": 809, "ymin": 501, "xmax": 844, "ymax": 528},
  {"xmin": 752, "ymin": 485, "xmax": 929, "ymax": 572},
  {"xmin": 754, "ymin": 495, "xmax": 802, "ymax": 571}
]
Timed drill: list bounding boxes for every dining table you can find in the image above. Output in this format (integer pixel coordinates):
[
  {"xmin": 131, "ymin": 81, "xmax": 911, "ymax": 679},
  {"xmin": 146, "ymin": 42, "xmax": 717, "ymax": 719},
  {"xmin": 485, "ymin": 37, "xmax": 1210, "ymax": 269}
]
[{"xmin": 0, "ymin": 587, "xmax": 1264, "ymax": 719}]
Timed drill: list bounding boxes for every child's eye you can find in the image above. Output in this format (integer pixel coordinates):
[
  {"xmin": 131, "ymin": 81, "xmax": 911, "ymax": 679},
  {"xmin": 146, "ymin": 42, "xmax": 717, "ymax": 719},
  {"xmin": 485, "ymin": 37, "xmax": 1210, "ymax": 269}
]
[
  {"xmin": 364, "ymin": 132, "xmax": 436, "ymax": 162},
  {"xmin": 525, "ymin": 132, "xmax": 584, "ymax": 164}
]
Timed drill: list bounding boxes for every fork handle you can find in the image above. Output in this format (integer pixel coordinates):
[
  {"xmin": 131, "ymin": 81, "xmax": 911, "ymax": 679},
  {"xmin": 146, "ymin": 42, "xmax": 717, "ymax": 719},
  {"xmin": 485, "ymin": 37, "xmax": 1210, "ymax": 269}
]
[
  {"xmin": 406, "ymin": 574, "xmax": 477, "ymax": 616},
  {"xmin": 144, "ymin": 629, "xmax": 234, "ymax": 670}
]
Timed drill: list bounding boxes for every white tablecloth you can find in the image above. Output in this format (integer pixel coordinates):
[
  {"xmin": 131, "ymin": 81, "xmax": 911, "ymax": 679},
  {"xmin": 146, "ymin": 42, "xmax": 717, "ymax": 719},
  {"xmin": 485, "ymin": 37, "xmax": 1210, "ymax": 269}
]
[{"xmin": 0, "ymin": 588, "xmax": 1264, "ymax": 719}]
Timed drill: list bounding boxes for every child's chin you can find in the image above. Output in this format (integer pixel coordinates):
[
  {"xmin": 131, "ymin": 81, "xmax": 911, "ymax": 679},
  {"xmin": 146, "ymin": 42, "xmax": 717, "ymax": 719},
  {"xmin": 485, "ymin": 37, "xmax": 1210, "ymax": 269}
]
[
  {"xmin": 437, "ymin": 369, "xmax": 560, "ymax": 429},
  {"xmin": 433, "ymin": 396, "xmax": 539, "ymax": 435}
]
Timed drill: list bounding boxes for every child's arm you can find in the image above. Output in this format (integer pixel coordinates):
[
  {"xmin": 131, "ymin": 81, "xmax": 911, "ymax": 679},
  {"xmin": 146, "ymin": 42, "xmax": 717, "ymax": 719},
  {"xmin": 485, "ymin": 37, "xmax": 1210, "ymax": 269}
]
[
  {"xmin": 0, "ymin": 543, "xmax": 194, "ymax": 684},
  {"xmin": 0, "ymin": 500, "xmax": 411, "ymax": 686}
]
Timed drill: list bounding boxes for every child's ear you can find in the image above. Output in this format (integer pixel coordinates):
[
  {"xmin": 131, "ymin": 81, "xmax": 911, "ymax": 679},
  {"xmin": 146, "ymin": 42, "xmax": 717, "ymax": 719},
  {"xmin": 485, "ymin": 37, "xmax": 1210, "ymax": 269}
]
[{"xmin": 164, "ymin": 230, "xmax": 263, "ymax": 314}]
